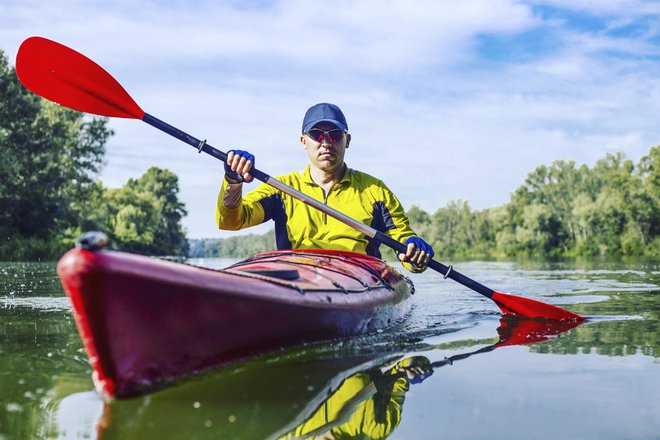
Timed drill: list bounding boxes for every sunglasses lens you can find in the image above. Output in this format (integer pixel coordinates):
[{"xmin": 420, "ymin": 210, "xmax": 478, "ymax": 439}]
[
  {"xmin": 307, "ymin": 129, "xmax": 324, "ymax": 142},
  {"xmin": 327, "ymin": 129, "xmax": 343, "ymax": 142},
  {"xmin": 308, "ymin": 128, "xmax": 343, "ymax": 142}
]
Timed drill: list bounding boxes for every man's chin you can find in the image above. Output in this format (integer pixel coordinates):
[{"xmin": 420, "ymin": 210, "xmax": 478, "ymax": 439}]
[{"xmin": 317, "ymin": 161, "xmax": 341, "ymax": 171}]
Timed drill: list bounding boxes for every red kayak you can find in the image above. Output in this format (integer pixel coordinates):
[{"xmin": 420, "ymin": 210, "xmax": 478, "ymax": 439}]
[{"xmin": 57, "ymin": 246, "xmax": 414, "ymax": 399}]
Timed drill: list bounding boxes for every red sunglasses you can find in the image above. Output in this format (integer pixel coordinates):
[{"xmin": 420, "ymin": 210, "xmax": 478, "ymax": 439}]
[{"xmin": 305, "ymin": 128, "xmax": 345, "ymax": 143}]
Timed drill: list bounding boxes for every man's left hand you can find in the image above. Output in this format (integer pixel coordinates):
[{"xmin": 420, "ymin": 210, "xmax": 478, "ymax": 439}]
[{"xmin": 399, "ymin": 236, "xmax": 434, "ymax": 269}]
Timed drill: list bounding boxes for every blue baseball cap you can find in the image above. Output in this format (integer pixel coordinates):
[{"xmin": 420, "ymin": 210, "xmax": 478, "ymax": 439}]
[{"xmin": 302, "ymin": 103, "xmax": 348, "ymax": 133}]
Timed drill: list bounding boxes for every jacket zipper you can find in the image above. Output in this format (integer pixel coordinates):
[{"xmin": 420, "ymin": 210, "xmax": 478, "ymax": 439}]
[{"xmin": 323, "ymin": 191, "xmax": 329, "ymax": 224}]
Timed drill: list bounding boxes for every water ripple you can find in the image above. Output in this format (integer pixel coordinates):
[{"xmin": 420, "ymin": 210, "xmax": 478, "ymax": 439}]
[{"xmin": 1, "ymin": 296, "xmax": 71, "ymax": 312}]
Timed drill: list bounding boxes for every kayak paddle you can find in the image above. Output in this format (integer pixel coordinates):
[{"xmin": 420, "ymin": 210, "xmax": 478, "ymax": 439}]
[{"xmin": 15, "ymin": 36, "xmax": 584, "ymax": 321}]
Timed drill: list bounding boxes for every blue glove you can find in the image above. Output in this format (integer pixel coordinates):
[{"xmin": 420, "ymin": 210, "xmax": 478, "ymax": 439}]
[
  {"xmin": 224, "ymin": 150, "xmax": 255, "ymax": 183},
  {"xmin": 395, "ymin": 357, "xmax": 434, "ymax": 385},
  {"xmin": 408, "ymin": 369, "xmax": 434, "ymax": 385},
  {"xmin": 404, "ymin": 236, "xmax": 434, "ymax": 259}
]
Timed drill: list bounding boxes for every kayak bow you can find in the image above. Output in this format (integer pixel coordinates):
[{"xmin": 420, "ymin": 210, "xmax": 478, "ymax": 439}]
[{"xmin": 57, "ymin": 247, "xmax": 413, "ymax": 399}]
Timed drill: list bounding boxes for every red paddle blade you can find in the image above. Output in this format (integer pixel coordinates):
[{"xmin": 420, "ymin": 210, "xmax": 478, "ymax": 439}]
[
  {"xmin": 492, "ymin": 291, "xmax": 584, "ymax": 321},
  {"xmin": 15, "ymin": 36, "xmax": 144, "ymax": 119},
  {"xmin": 494, "ymin": 315, "xmax": 584, "ymax": 347}
]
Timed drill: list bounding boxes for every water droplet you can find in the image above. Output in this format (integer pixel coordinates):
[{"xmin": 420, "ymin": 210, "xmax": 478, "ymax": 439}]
[
  {"xmin": 193, "ymin": 401, "xmax": 201, "ymax": 409},
  {"xmin": 228, "ymin": 415, "xmax": 237, "ymax": 423},
  {"xmin": 204, "ymin": 420, "xmax": 213, "ymax": 428},
  {"xmin": 6, "ymin": 403, "xmax": 23, "ymax": 412}
]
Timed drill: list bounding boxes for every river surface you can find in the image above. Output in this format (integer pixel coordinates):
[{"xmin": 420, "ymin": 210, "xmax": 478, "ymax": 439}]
[{"xmin": 1, "ymin": 257, "xmax": 658, "ymax": 439}]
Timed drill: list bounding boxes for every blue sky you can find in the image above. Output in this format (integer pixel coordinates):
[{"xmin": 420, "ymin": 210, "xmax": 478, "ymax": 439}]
[{"xmin": 2, "ymin": 0, "xmax": 659, "ymax": 238}]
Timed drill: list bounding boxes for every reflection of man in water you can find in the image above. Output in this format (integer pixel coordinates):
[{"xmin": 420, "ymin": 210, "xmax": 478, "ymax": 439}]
[{"xmin": 279, "ymin": 357, "xmax": 432, "ymax": 440}]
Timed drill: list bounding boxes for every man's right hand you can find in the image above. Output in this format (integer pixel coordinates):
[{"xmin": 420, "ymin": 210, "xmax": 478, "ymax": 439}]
[{"xmin": 225, "ymin": 150, "xmax": 255, "ymax": 183}]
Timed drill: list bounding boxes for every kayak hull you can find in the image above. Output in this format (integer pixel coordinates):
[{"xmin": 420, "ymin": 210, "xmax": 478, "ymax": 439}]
[{"xmin": 57, "ymin": 248, "xmax": 413, "ymax": 399}]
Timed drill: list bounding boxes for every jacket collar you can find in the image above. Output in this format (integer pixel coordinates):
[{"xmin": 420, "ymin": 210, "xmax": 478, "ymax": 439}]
[{"xmin": 301, "ymin": 164, "xmax": 351, "ymax": 186}]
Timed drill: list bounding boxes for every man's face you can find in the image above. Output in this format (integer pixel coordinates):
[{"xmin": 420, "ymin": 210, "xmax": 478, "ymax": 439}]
[{"xmin": 301, "ymin": 121, "xmax": 351, "ymax": 173}]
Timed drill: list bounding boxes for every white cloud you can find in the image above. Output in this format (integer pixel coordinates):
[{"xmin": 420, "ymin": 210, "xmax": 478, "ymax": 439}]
[{"xmin": 2, "ymin": 0, "xmax": 659, "ymax": 238}]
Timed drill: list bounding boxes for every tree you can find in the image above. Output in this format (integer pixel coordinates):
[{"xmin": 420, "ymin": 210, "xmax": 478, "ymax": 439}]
[
  {"xmin": 1, "ymin": 48, "xmax": 189, "ymax": 260},
  {"xmin": 98, "ymin": 167, "xmax": 188, "ymax": 256},
  {"xmin": 502, "ymin": 149, "xmax": 659, "ymax": 256},
  {"xmin": 637, "ymin": 146, "xmax": 660, "ymax": 254},
  {"xmin": 0, "ymin": 49, "xmax": 112, "ymax": 259}
]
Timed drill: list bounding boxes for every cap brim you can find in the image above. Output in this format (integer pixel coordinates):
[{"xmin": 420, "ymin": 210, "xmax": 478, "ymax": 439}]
[{"xmin": 303, "ymin": 118, "xmax": 347, "ymax": 133}]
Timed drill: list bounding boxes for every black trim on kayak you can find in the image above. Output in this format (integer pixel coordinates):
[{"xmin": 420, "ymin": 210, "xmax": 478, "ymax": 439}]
[{"xmin": 244, "ymin": 269, "xmax": 300, "ymax": 281}]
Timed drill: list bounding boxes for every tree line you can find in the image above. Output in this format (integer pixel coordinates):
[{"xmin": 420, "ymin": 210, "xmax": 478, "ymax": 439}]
[
  {"xmin": 189, "ymin": 233, "xmax": 275, "ymax": 259},
  {"xmin": 0, "ymin": 49, "xmax": 188, "ymax": 260},
  {"xmin": 407, "ymin": 146, "xmax": 659, "ymax": 258}
]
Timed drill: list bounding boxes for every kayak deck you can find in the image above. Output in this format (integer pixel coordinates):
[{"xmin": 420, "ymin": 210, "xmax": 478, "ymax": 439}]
[{"xmin": 57, "ymin": 248, "xmax": 414, "ymax": 398}]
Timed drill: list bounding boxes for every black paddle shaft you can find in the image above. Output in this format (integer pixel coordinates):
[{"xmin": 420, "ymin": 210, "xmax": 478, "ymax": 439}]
[
  {"xmin": 142, "ymin": 112, "xmax": 496, "ymax": 300},
  {"xmin": 374, "ymin": 232, "xmax": 495, "ymax": 299}
]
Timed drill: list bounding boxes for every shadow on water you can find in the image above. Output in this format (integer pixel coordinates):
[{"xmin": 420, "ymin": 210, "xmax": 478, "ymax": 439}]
[{"xmin": 50, "ymin": 316, "xmax": 583, "ymax": 440}]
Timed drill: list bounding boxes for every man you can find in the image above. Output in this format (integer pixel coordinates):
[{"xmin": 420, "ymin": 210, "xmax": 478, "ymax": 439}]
[{"xmin": 216, "ymin": 103, "xmax": 434, "ymax": 272}]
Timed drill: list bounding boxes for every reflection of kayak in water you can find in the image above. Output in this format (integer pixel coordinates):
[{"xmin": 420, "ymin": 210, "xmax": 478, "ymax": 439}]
[
  {"xmin": 54, "ymin": 316, "xmax": 580, "ymax": 440},
  {"xmin": 57, "ymin": 245, "xmax": 414, "ymax": 399},
  {"xmin": 98, "ymin": 353, "xmax": 402, "ymax": 440}
]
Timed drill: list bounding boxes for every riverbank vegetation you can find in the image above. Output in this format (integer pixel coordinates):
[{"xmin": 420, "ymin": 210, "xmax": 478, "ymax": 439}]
[
  {"xmin": 189, "ymin": 233, "xmax": 275, "ymax": 259},
  {"xmin": 407, "ymin": 146, "xmax": 658, "ymax": 258},
  {"xmin": 0, "ymin": 49, "xmax": 188, "ymax": 260}
]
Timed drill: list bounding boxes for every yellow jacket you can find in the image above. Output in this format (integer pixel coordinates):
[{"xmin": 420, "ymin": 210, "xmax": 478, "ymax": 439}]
[
  {"xmin": 279, "ymin": 372, "xmax": 409, "ymax": 440},
  {"xmin": 216, "ymin": 165, "xmax": 419, "ymax": 264}
]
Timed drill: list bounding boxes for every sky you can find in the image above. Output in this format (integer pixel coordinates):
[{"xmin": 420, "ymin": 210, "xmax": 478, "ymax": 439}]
[{"xmin": 2, "ymin": 0, "xmax": 659, "ymax": 238}]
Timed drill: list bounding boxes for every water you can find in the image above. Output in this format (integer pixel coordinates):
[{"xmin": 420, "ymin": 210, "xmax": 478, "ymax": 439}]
[{"xmin": 1, "ymin": 257, "xmax": 658, "ymax": 439}]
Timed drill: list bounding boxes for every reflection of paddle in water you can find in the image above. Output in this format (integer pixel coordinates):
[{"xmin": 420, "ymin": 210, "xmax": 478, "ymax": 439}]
[
  {"xmin": 429, "ymin": 315, "xmax": 587, "ymax": 367},
  {"xmin": 277, "ymin": 316, "xmax": 584, "ymax": 440}
]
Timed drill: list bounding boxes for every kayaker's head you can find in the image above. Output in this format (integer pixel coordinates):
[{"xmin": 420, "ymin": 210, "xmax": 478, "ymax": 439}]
[
  {"xmin": 300, "ymin": 103, "xmax": 351, "ymax": 175},
  {"xmin": 302, "ymin": 103, "xmax": 348, "ymax": 134}
]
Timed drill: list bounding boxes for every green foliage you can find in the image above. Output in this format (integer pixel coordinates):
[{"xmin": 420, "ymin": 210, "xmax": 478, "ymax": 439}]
[
  {"xmin": 0, "ymin": 49, "xmax": 188, "ymax": 260},
  {"xmin": 0, "ymin": 50, "xmax": 110, "ymax": 259},
  {"xmin": 408, "ymin": 201, "xmax": 498, "ymax": 257},
  {"xmin": 410, "ymin": 146, "xmax": 660, "ymax": 258},
  {"xmin": 101, "ymin": 167, "xmax": 189, "ymax": 256},
  {"xmin": 189, "ymin": 232, "xmax": 275, "ymax": 259}
]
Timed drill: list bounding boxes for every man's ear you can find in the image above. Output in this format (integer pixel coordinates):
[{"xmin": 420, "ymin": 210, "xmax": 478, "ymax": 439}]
[
  {"xmin": 346, "ymin": 133, "xmax": 351, "ymax": 149},
  {"xmin": 300, "ymin": 134, "xmax": 307, "ymax": 149}
]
